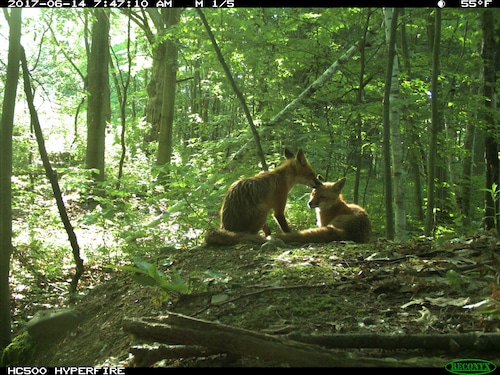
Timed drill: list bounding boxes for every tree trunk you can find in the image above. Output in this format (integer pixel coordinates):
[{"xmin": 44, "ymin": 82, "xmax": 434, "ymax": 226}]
[
  {"xmin": 86, "ymin": 9, "xmax": 110, "ymax": 183},
  {"xmin": 459, "ymin": 120, "xmax": 476, "ymax": 226},
  {"xmin": 20, "ymin": 47, "xmax": 84, "ymax": 294},
  {"xmin": 424, "ymin": 9, "xmax": 442, "ymax": 237},
  {"xmin": 481, "ymin": 10, "xmax": 500, "ymax": 233},
  {"xmin": 400, "ymin": 9, "xmax": 424, "ymax": 222},
  {"xmin": 156, "ymin": 9, "xmax": 179, "ymax": 169},
  {"xmin": 384, "ymin": 7, "xmax": 406, "ymax": 240},
  {"xmin": 114, "ymin": 15, "xmax": 132, "ymax": 187},
  {"xmin": 145, "ymin": 39, "xmax": 166, "ymax": 142},
  {"xmin": 353, "ymin": 11, "xmax": 371, "ymax": 204},
  {"xmin": 382, "ymin": 8, "xmax": 399, "ymax": 240},
  {"xmin": 0, "ymin": 8, "xmax": 22, "ymax": 352}
]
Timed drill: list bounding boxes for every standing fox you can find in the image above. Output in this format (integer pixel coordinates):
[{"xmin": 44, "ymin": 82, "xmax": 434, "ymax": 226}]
[
  {"xmin": 205, "ymin": 149, "xmax": 322, "ymax": 246},
  {"xmin": 272, "ymin": 177, "xmax": 371, "ymax": 244}
]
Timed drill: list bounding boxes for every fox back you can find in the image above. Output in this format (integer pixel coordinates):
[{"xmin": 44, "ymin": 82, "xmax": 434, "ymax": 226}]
[
  {"xmin": 220, "ymin": 149, "xmax": 321, "ymax": 235},
  {"xmin": 308, "ymin": 177, "xmax": 371, "ymax": 243}
]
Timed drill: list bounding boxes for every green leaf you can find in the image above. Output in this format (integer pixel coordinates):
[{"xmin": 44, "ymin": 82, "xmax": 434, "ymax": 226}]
[
  {"xmin": 446, "ymin": 269, "xmax": 468, "ymax": 292},
  {"xmin": 132, "ymin": 257, "xmax": 154, "ymax": 272},
  {"xmin": 131, "ymin": 274, "xmax": 157, "ymax": 287}
]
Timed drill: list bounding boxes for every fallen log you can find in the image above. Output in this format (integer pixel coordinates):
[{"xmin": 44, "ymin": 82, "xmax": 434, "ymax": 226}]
[
  {"xmin": 130, "ymin": 344, "xmax": 223, "ymax": 367},
  {"xmin": 122, "ymin": 313, "xmax": 445, "ymax": 367},
  {"xmin": 287, "ymin": 332, "xmax": 500, "ymax": 351}
]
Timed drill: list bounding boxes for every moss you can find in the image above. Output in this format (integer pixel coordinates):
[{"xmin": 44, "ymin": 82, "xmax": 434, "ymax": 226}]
[
  {"xmin": 1, "ymin": 332, "xmax": 38, "ymax": 366},
  {"xmin": 282, "ymin": 296, "xmax": 342, "ymax": 319}
]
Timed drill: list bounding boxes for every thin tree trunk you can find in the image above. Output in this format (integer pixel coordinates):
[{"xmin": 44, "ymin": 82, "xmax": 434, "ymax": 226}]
[
  {"xmin": 115, "ymin": 15, "xmax": 132, "ymax": 187},
  {"xmin": 382, "ymin": 8, "xmax": 399, "ymax": 240},
  {"xmin": 20, "ymin": 47, "xmax": 84, "ymax": 294},
  {"xmin": 225, "ymin": 21, "xmax": 383, "ymax": 170},
  {"xmin": 353, "ymin": 11, "xmax": 371, "ymax": 204},
  {"xmin": 400, "ymin": 9, "xmax": 424, "ymax": 222},
  {"xmin": 196, "ymin": 9, "xmax": 268, "ymax": 171},
  {"xmin": 425, "ymin": 9, "xmax": 442, "ymax": 237},
  {"xmin": 460, "ymin": 120, "xmax": 476, "ymax": 226},
  {"xmin": 0, "ymin": 8, "xmax": 22, "ymax": 351},
  {"xmin": 384, "ymin": 7, "xmax": 406, "ymax": 240}
]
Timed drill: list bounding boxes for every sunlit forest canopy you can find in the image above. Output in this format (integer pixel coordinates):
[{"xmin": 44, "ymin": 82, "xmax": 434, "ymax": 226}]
[
  {"xmin": 2, "ymin": 7, "xmax": 500, "ymax": 366},
  {"xmin": 0, "ymin": 6, "xmax": 498, "ymax": 271}
]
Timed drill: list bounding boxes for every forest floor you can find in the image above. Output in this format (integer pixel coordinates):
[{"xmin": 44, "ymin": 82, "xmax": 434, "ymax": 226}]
[{"xmin": 9, "ymin": 233, "xmax": 500, "ymax": 368}]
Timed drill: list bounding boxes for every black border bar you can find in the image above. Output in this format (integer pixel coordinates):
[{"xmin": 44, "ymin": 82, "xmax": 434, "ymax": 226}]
[{"xmin": 1, "ymin": 0, "xmax": 499, "ymax": 7}]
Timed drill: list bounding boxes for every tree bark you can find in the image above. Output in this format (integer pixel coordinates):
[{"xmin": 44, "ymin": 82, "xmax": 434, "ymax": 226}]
[
  {"xmin": 144, "ymin": 30, "xmax": 166, "ymax": 141},
  {"xmin": 86, "ymin": 9, "xmax": 110, "ymax": 183},
  {"xmin": 288, "ymin": 331, "xmax": 500, "ymax": 351},
  {"xmin": 425, "ymin": 9, "xmax": 442, "ymax": 237},
  {"xmin": 130, "ymin": 344, "xmax": 222, "ymax": 367},
  {"xmin": 156, "ymin": 9, "xmax": 179, "ymax": 169},
  {"xmin": 123, "ymin": 313, "xmax": 443, "ymax": 367},
  {"xmin": 20, "ymin": 47, "xmax": 84, "ymax": 294},
  {"xmin": 353, "ymin": 10, "xmax": 372, "ymax": 205},
  {"xmin": 384, "ymin": 7, "xmax": 406, "ymax": 240},
  {"xmin": 460, "ymin": 120, "xmax": 476, "ymax": 226},
  {"xmin": 400, "ymin": 9, "xmax": 424, "ymax": 222},
  {"xmin": 382, "ymin": 8, "xmax": 399, "ymax": 240},
  {"xmin": 481, "ymin": 10, "xmax": 500, "ymax": 233},
  {"xmin": 0, "ymin": 7, "xmax": 22, "ymax": 352}
]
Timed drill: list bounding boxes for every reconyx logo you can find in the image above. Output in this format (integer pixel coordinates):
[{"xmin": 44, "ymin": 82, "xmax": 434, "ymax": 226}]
[{"xmin": 445, "ymin": 359, "xmax": 497, "ymax": 375}]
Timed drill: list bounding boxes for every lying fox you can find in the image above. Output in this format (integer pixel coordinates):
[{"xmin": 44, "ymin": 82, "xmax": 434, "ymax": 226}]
[
  {"xmin": 272, "ymin": 177, "xmax": 371, "ymax": 244},
  {"xmin": 205, "ymin": 149, "xmax": 322, "ymax": 246}
]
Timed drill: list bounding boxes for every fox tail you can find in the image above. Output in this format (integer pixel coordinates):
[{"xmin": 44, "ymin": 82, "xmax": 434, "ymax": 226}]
[
  {"xmin": 205, "ymin": 228, "xmax": 266, "ymax": 246},
  {"xmin": 272, "ymin": 226, "xmax": 343, "ymax": 244}
]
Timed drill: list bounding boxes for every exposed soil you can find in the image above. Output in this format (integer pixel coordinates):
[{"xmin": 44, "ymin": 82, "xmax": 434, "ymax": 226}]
[{"xmin": 7, "ymin": 234, "xmax": 500, "ymax": 368}]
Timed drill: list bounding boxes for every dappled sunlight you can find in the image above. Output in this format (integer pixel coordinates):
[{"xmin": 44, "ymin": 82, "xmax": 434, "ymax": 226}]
[{"xmin": 1, "ymin": 6, "xmax": 499, "ymax": 368}]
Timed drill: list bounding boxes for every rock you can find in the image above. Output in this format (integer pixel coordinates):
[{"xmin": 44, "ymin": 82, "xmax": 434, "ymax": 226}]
[
  {"xmin": 26, "ymin": 308, "xmax": 81, "ymax": 340},
  {"xmin": 260, "ymin": 238, "xmax": 287, "ymax": 251},
  {"xmin": 1, "ymin": 332, "xmax": 36, "ymax": 366},
  {"xmin": 211, "ymin": 294, "xmax": 230, "ymax": 304}
]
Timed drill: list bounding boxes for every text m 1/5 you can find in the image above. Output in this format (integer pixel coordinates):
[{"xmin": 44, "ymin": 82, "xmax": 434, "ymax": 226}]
[{"xmin": 193, "ymin": 0, "xmax": 234, "ymax": 6}]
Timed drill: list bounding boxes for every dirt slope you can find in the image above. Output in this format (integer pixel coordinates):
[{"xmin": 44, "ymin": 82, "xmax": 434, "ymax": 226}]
[{"xmin": 13, "ymin": 235, "xmax": 500, "ymax": 367}]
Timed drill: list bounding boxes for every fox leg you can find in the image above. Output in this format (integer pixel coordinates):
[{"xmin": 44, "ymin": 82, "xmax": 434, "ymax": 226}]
[
  {"xmin": 274, "ymin": 213, "xmax": 291, "ymax": 233},
  {"xmin": 262, "ymin": 222, "xmax": 271, "ymax": 236},
  {"xmin": 271, "ymin": 194, "xmax": 291, "ymax": 233}
]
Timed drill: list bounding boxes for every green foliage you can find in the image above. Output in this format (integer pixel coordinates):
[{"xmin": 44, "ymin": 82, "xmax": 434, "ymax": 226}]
[
  {"xmin": 482, "ymin": 182, "xmax": 500, "ymax": 232},
  {"xmin": 445, "ymin": 269, "xmax": 469, "ymax": 293},
  {"xmin": 5, "ymin": 7, "xmax": 495, "ymax": 305},
  {"xmin": 110, "ymin": 256, "xmax": 227, "ymax": 303}
]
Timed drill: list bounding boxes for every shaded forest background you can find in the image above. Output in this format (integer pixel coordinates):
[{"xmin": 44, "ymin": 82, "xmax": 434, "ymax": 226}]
[{"xmin": 0, "ymin": 7, "xmax": 499, "ymax": 353}]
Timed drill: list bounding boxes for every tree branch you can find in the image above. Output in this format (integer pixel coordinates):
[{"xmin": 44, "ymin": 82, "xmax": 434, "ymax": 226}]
[{"xmin": 123, "ymin": 312, "xmax": 445, "ymax": 367}]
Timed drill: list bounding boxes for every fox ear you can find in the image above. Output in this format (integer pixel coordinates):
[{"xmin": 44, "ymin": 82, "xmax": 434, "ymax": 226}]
[
  {"xmin": 284, "ymin": 148, "xmax": 295, "ymax": 159},
  {"xmin": 295, "ymin": 149, "xmax": 307, "ymax": 165},
  {"xmin": 335, "ymin": 177, "xmax": 347, "ymax": 191}
]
